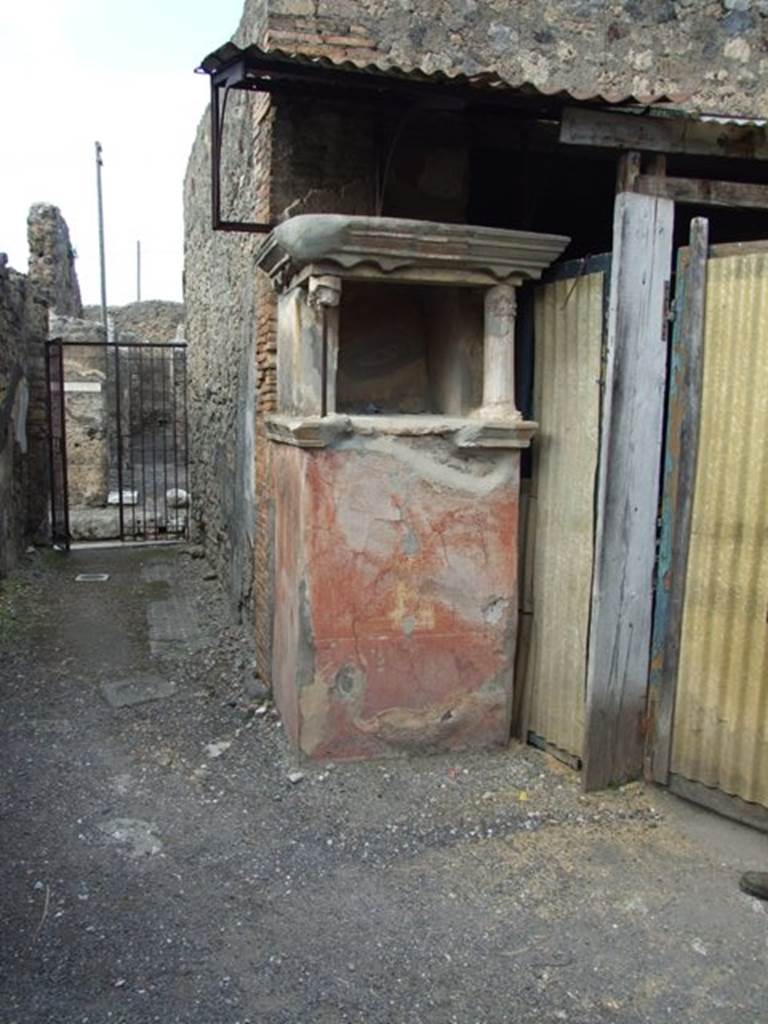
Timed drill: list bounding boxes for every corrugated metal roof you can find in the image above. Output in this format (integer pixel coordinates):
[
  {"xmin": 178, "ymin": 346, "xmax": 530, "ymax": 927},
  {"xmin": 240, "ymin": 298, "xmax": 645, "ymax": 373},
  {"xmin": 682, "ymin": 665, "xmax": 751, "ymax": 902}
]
[
  {"xmin": 198, "ymin": 42, "xmax": 681, "ymax": 108},
  {"xmin": 698, "ymin": 113, "xmax": 767, "ymax": 129}
]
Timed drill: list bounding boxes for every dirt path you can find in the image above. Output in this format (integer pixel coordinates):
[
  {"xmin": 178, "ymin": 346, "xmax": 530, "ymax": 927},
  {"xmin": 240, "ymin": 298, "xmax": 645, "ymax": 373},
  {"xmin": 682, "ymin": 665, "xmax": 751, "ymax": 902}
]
[{"xmin": 1, "ymin": 546, "xmax": 766, "ymax": 1023}]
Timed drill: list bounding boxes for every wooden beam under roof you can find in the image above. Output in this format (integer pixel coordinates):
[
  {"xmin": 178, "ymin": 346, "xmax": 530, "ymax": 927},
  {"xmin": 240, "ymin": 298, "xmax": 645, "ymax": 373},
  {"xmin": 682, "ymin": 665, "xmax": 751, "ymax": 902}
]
[{"xmin": 561, "ymin": 107, "xmax": 768, "ymax": 161}]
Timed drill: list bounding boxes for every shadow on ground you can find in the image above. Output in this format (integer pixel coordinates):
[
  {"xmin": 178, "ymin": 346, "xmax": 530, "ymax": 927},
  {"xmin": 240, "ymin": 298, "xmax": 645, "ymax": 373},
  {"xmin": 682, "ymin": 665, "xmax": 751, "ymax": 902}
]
[{"xmin": 0, "ymin": 546, "xmax": 766, "ymax": 1024}]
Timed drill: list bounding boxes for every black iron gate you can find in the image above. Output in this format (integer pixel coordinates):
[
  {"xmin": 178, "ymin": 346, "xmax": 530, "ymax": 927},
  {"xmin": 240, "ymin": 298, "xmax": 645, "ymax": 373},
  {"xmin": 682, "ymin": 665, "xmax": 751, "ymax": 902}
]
[{"xmin": 45, "ymin": 338, "xmax": 189, "ymax": 545}]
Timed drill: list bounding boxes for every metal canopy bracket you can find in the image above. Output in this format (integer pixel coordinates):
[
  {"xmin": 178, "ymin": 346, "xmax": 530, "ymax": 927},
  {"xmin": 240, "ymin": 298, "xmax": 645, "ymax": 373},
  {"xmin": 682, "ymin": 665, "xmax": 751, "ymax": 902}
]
[{"xmin": 209, "ymin": 71, "xmax": 274, "ymax": 234}]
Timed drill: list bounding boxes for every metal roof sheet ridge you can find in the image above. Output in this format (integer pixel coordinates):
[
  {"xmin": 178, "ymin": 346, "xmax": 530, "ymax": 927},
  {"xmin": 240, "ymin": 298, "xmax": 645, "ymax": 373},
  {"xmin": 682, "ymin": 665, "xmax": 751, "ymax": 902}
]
[{"xmin": 199, "ymin": 41, "xmax": 680, "ymax": 108}]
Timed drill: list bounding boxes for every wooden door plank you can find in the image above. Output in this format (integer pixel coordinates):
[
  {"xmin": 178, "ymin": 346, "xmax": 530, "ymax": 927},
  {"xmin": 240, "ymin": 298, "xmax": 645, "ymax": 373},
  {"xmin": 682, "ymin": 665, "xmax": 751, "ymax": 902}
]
[
  {"xmin": 669, "ymin": 774, "xmax": 768, "ymax": 833},
  {"xmin": 583, "ymin": 192, "xmax": 674, "ymax": 791},
  {"xmin": 646, "ymin": 218, "xmax": 709, "ymax": 784},
  {"xmin": 707, "ymin": 239, "xmax": 768, "ymax": 259}
]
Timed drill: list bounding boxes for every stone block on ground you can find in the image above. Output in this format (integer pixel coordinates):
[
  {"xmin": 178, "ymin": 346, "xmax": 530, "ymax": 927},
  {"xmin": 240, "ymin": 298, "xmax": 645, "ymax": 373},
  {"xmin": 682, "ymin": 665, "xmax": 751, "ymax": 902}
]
[{"xmin": 101, "ymin": 674, "xmax": 178, "ymax": 708}]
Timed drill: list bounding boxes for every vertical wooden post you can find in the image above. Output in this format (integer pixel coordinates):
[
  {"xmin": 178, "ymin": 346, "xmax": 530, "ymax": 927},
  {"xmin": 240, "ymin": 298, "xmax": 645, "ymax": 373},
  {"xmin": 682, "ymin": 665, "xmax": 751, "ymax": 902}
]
[
  {"xmin": 583, "ymin": 191, "xmax": 674, "ymax": 791},
  {"xmin": 616, "ymin": 150, "xmax": 642, "ymax": 194},
  {"xmin": 646, "ymin": 217, "xmax": 709, "ymax": 783}
]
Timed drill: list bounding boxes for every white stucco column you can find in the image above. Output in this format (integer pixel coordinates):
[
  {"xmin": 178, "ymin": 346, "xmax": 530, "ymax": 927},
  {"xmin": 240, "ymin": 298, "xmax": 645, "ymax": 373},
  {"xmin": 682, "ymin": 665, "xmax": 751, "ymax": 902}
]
[
  {"xmin": 308, "ymin": 274, "xmax": 341, "ymax": 416},
  {"xmin": 480, "ymin": 283, "xmax": 520, "ymax": 420}
]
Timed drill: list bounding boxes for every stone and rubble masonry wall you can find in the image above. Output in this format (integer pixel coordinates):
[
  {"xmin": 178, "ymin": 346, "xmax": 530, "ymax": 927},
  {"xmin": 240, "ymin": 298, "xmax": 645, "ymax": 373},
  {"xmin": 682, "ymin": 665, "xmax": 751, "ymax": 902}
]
[
  {"xmin": 0, "ymin": 261, "xmax": 34, "ymax": 577},
  {"xmin": 257, "ymin": 0, "xmax": 768, "ymax": 117},
  {"xmin": 28, "ymin": 204, "xmax": 82, "ymax": 318},
  {"xmin": 1, "ymin": 204, "xmax": 81, "ymax": 576},
  {"xmin": 48, "ymin": 314, "xmax": 110, "ymax": 510},
  {"xmin": 185, "ymin": 3, "xmax": 380, "ymax": 681},
  {"xmin": 184, "ymin": 74, "xmax": 276, "ymax": 675},
  {"xmin": 82, "ymin": 301, "xmax": 185, "ymax": 345},
  {"xmin": 185, "ymin": 0, "xmax": 767, "ymax": 681}
]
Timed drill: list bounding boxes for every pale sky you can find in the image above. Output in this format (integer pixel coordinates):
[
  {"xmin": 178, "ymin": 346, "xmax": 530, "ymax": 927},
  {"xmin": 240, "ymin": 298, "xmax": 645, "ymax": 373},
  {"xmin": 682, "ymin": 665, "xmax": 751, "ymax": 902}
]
[{"xmin": 1, "ymin": 1, "xmax": 245, "ymax": 306}]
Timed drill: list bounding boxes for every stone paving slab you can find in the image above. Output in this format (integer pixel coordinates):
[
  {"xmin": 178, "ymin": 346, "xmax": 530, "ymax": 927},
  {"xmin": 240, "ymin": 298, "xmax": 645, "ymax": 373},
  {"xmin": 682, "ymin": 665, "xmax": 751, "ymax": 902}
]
[
  {"xmin": 146, "ymin": 593, "xmax": 214, "ymax": 657},
  {"xmin": 101, "ymin": 674, "xmax": 177, "ymax": 708}
]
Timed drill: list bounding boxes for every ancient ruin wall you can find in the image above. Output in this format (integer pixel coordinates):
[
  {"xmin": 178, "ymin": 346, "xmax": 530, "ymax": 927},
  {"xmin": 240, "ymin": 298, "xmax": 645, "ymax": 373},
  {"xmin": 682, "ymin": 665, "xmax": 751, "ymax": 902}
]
[
  {"xmin": 0, "ymin": 205, "xmax": 81, "ymax": 575},
  {"xmin": 185, "ymin": 0, "xmax": 767, "ymax": 680},
  {"xmin": 185, "ymin": 0, "xmax": 385, "ymax": 678},
  {"xmin": 28, "ymin": 203, "xmax": 82, "ymax": 319},
  {"xmin": 0, "ymin": 264, "xmax": 34, "ymax": 576},
  {"xmin": 184, "ymin": 77, "xmax": 275, "ymax": 669},
  {"xmin": 83, "ymin": 300, "xmax": 185, "ymax": 344},
  {"xmin": 256, "ymin": 0, "xmax": 768, "ymax": 117}
]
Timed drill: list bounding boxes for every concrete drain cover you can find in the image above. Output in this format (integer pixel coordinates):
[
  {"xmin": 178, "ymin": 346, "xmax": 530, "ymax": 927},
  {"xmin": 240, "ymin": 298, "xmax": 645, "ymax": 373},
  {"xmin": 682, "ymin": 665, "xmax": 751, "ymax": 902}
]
[
  {"xmin": 101, "ymin": 674, "xmax": 177, "ymax": 708},
  {"xmin": 75, "ymin": 573, "xmax": 110, "ymax": 582}
]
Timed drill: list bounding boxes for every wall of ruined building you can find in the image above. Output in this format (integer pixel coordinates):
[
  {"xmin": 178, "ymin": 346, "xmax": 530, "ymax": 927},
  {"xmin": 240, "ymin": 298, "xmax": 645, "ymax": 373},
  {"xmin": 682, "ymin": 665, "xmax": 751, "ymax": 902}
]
[
  {"xmin": 82, "ymin": 300, "xmax": 185, "ymax": 345},
  {"xmin": 254, "ymin": 0, "xmax": 768, "ymax": 117},
  {"xmin": 184, "ymin": 84, "xmax": 276, "ymax": 673},
  {"xmin": 0, "ymin": 205, "xmax": 80, "ymax": 576},
  {"xmin": 48, "ymin": 315, "xmax": 111, "ymax": 512},
  {"xmin": 184, "ymin": 55, "xmax": 385, "ymax": 681},
  {"xmin": 0, "ymin": 264, "xmax": 34, "ymax": 577},
  {"xmin": 185, "ymin": 0, "xmax": 767, "ymax": 682},
  {"xmin": 28, "ymin": 203, "xmax": 82, "ymax": 319}
]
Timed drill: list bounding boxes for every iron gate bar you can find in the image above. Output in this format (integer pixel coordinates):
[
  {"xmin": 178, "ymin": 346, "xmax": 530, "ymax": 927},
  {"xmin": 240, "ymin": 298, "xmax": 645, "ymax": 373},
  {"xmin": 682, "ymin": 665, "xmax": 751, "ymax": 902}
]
[
  {"xmin": 128, "ymin": 345, "xmax": 137, "ymax": 539},
  {"xmin": 138, "ymin": 345, "xmax": 147, "ymax": 538},
  {"xmin": 152, "ymin": 339, "xmax": 159, "ymax": 540},
  {"xmin": 112, "ymin": 338, "xmax": 126, "ymax": 541},
  {"xmin": 45, "ymin": 339, "xmax": 70, "ymax": 549},
  {"xmin": 173, "ymin": 349, "xmax": 182, "ymax": 536},
  {"xmin": 172, "ymin": 348, "xmax": 180, "ymax": 532},
  {"xmin": 182, "ymin": 348, "xmax": 190, "ymax": 539},
  {"xmin": 162, "ymin": 348, "xmax": 170, "ymax": 535}
]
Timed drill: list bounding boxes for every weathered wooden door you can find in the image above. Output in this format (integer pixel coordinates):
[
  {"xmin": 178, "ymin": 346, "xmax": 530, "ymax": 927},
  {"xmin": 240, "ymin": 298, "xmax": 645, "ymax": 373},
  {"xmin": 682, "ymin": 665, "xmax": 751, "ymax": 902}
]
[
  {"xmin": 519, "ymin": 193, "xmax": 674, "ymax": 787},
  {"xmin": 651, "ymin": 229, "xmax": 768, "ymax": 829},
  {"xmin": 517, "ymin": 256, "xmax": 608, "ymax": 765}
]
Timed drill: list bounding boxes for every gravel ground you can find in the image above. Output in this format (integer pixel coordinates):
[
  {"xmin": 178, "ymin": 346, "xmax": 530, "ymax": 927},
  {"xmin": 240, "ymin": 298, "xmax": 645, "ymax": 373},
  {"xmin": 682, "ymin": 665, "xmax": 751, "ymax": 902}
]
[{"xmin": 0, "ymin": 545, "xmax": 766, "ymax": 1024}]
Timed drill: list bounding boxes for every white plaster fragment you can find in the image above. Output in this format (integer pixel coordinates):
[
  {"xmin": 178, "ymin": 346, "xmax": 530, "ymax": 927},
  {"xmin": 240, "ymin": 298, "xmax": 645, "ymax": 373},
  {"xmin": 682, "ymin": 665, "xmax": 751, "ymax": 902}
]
[{"xmin": 724, "ymin": 37, "xmax": 751, "ymax": 62}]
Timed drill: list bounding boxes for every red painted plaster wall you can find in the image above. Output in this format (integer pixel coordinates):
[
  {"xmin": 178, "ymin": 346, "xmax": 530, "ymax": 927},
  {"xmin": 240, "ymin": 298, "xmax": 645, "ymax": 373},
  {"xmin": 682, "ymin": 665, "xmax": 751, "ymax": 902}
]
[{"xmin": 272, "ymin": 436, "xmax": 521, "ymax": 759}]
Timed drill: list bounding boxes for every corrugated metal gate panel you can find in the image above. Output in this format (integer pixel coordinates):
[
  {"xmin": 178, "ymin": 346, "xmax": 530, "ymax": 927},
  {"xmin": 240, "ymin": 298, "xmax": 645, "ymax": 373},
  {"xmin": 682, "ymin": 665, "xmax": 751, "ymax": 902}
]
[
  {"xmin": 523, "ymin": 270, "xmax": 605, "ymax": 759},
  {"xmin": 672, "ymin": 250, "xmax": 768, "ymax": 807}
]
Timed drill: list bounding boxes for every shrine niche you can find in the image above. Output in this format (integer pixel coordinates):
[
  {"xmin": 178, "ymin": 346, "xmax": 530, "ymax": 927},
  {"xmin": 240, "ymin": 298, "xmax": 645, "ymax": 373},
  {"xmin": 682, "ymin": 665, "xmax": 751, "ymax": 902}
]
[{"xmin": 257, "ymin": 214, "xmax": 568, "ymax": 759}]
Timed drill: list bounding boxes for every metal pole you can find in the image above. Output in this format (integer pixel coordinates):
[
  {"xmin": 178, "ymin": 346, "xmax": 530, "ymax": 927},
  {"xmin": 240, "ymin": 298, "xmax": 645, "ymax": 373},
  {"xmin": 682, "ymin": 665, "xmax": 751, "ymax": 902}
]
[
  {"xmin": 136, "ymin": 239, "xmax": 141, "ymax": 302},
  {"xmin": 95, "ymin": 141, "xmax": 108, "ymax": 331},
  {"xmin": 95, "ymin": 141, "xmax": 125, "ymax": 539}
]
